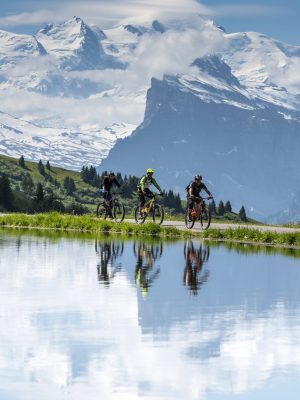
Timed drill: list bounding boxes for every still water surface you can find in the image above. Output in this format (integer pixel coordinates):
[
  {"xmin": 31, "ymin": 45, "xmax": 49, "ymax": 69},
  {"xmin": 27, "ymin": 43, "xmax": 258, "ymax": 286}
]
[{"xmin": 0, "ymin": 231, "xmax": 300, "ymax": 399}]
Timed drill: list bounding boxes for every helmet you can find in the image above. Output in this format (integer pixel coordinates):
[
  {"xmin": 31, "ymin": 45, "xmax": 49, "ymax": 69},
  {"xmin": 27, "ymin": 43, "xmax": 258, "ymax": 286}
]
[
  {"xmin": 108, "ymin": 171, "xmax": 115, "ymax": 177},
  {"xmin": 146, "ymin": 168, "xmax": 154, "ymax": 174},
  {"xmin": 194, "ymin": 174, "xmax": 202, "ymax": 181}
]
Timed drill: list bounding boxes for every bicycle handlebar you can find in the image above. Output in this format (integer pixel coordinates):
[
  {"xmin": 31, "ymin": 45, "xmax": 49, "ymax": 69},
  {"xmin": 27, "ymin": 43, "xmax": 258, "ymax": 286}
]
[{"xmin": 192, "ymin": 196, "xmax": 213, "ymax": 200}]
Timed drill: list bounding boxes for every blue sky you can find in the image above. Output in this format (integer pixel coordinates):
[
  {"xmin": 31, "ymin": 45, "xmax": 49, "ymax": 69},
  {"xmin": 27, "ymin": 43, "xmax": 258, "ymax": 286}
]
[{"xmin": 0, "ymin": 0, "xmax": 299, "ymax": 45}]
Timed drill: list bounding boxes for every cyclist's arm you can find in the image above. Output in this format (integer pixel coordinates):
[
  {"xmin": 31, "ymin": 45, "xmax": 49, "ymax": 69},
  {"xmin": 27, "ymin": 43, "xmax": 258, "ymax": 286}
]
[
  {"xmin": 114, "ymin": 178, "xmax": 121, "ymax": 188},
  {"xmin": 152, "ymin": 178, "xmax": 162, "ymax": 193},
  {"xmin": 203, "ymin": 184, "xmax": 213, "ymax": 198},
  {"xmin": 188, "ymin": 183, "xmax": 194, "ymax": 198},
  {"xmin": 140, "ymin": 176, "xmax": 146, "ymax": 192},
  {"xmin": 102, "ymin": 177, "xmax": 109, "ymax": 190}
]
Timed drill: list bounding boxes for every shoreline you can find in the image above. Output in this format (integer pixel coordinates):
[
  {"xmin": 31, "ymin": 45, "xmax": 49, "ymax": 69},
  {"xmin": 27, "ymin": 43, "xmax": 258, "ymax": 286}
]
[{"xmin": 0, "ymin": 213, "xmax": 300, "ymax": 249}]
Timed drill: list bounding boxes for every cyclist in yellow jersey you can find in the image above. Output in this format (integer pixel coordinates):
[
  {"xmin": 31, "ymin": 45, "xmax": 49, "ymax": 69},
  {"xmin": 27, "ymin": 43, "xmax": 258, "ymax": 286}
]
[{"xmin": 137, "ymin": 168, "xmax": 163, "ymax": 209}]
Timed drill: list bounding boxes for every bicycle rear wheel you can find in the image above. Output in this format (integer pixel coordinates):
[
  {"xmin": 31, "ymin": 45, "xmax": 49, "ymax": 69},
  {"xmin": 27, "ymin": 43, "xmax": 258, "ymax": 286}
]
[
  {"xmin": 112, "ymin": 241, "xmax": 124, "ymax": 257},
  {"xmin": 200, "ymin": 207, "xmax": 211, "ymax": 230},
  {"xmin": 185, "ymin": 208, "xmax": 195, "ymax": 229},
  {"xmin": 96, "ymin": 202, "xmax": 107, "ymax": 219},
  {"xmin": 152, "ymin": 204, "xmax": 164, "ymax": 225},
  {"xmin": 134, "ymin": 205, "xmax": 147, "ymax": 224},
  {"xmin": 112, "ymin": 201, "xmax": 125, "ymax": 223}
]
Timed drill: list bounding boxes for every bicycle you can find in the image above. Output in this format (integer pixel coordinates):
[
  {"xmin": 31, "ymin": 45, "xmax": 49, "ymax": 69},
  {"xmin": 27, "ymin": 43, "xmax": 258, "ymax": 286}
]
[
  {"xmin": 184, "ymin": 197, "xmax": 212, "ymax": 230},
  {"xmin": 134, "ymin": 193, "xmax": 164, "ymax": 225},
  {"xmin": 96, "ymin": 191, "xmax": 125, "ymax": 223}
]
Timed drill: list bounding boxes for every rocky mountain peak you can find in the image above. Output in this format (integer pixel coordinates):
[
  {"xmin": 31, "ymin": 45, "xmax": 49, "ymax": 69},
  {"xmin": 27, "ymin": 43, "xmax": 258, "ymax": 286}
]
[{"xmin": 192, "ymin": 55, "xmax": 241, "ymax": 87}]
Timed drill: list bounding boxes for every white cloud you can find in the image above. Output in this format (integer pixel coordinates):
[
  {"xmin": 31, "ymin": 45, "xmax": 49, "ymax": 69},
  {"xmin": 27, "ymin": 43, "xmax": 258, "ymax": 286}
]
[
  {"xmin": 0, "ymin": 15, "xmax": 226, "ymax": 129},
  {"xmin": 0, "ymin": 0, "xmax": 210, "ymax": 28},
  {"xmin": 0, "ymin": 1, "xmax": 288, "ymax": 29}
]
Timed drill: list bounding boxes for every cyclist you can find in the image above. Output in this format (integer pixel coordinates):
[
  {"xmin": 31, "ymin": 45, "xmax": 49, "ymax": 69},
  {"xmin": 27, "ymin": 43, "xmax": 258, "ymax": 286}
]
[
  {"xmin": 137, "ymin": 168, "xmax": 163, "ymax": 210},
  {"xmin": 186, "ymin": 175, "xmax": 213, "ymax": 219},
  {"xmin": 101, "ymin": 171, "xmax": 121, "ymax": 218}
]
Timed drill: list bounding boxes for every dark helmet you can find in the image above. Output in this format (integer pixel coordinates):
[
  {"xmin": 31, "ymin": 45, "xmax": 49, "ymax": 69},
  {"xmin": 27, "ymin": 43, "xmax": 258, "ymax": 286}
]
[
  {"xmin": 108, "ymin": 171, "xmax": 115, "ymax": 177},
  {"xmin": 194, "ymin": 174, "xmax": 202, "ymax": 181}
]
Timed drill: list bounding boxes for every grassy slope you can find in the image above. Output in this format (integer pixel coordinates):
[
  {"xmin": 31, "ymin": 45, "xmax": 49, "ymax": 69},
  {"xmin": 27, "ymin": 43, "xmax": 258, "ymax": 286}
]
[
  {"xmin": 0, "ymin": 154, "xmax": 259, "ymax": 223},
  {"xmin": 0, "ymin": 154, "xmax": 99, "ymax": 211}
]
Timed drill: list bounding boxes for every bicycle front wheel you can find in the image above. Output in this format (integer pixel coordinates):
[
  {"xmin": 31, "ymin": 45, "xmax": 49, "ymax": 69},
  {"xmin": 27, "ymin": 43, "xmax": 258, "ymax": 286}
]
[
  {"xmin": 112, "ymin": 201, "xmax": 125, "ymax": 223},
  {"xmin": 200, "ymin": 207, "xmax": 211, "ymax": 230},
  {"xmin": 96, "ymin": 202, "xmax": 107, "ymax": 219},
  {"xmin": 152, "ymin": 204, "xmax": 164, "ymax": 225},
  {"xmin": 134, "ymin": 205, "xmax": 146, "ymax": 224},
  {"xmin": 185, "ymin": 208, "xmax": 195, "ymax": 229}
]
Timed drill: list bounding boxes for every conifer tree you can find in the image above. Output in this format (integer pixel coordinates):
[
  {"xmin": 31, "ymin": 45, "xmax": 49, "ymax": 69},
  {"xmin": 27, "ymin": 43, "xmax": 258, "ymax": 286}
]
[
  {"xmin": 36, "ymin": 183, "xmax": 44, "ymax": 202},
  {"xmin": 64, "ymin": 176, "xmax": 76, "ymax": 195},
  {"xmin": 239, "ymin": 206, "xmax": 247, "ymax": 222},
  {"xmin": 38, "ymin": 160, "xmax": 45, "ymax": 176},
  {"xmin": 0, "ymin": 175, "xmax": 14, "ymax": 210},
  {"xmin": 18, "ymin": 155, "xmax": 25, "ymax": 168},
  {"xmin": 209, "ymin": 199, "xmax": 217, "ymax": 215},
  {"xmin": 21, "ymin": 174, "xmax": 34, "ymax": 194},
  {"xmin": 225, "ymin": 200, "xmax": 232, "ymax": 213},
  {"xmin": 46, "ymin": 160, "xmax": 51, "ymax": 171},
  {"xmin": 218, "ymin": 200, "xmax": 225, "ymax": 216}
]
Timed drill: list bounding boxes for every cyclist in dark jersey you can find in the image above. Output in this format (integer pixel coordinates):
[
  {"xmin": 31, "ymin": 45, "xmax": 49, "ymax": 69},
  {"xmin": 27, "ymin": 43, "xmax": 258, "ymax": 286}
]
[
  {"xmin": 101, "ymin": 172, "xmax": 121, "ymax": 217},
  {"xmin": 187, "ymin": 175, "xmax": 213, "ymax": 218}
]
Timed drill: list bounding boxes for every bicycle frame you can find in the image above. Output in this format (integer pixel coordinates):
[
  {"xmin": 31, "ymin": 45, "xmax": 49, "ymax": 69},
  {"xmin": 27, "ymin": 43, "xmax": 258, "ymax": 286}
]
[
  {"xmin": 191, "ymin": 197, "xmax": 210, "ymax": 219},
  {"xmin": 141, "ymin": 196, "xmax": 156, "ymax": 215},
  {"xmin": 102, "ymin": 191, "xmax": 122, "ymax": 209},
  {"xmin": 191, "ymin": 198, "xmax": 204, "ymax": 219}
]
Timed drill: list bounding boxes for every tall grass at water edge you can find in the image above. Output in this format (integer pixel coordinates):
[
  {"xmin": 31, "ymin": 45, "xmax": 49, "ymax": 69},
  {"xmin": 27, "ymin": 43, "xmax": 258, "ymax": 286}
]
[{"xmin": 0, "ymin": 213, "xmax": 300, "ymax": 247}]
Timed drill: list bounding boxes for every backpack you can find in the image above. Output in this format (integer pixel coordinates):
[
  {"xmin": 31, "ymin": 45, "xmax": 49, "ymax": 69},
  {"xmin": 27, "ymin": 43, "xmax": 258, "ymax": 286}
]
[{"xmin": 186, "ymin": 181, "xmax": 193, "ymax": 192}]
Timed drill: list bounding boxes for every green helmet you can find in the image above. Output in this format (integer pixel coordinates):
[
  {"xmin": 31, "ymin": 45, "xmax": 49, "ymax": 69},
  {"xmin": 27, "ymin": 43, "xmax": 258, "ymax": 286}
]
[{"xmin": 146, "ymin": 168, "xmax": 154, "ymax": 174}]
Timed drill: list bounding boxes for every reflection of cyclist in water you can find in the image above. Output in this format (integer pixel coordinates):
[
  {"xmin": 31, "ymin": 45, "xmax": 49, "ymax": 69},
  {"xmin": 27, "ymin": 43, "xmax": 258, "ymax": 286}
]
[
  {"xmin": 95, "ymin": 240, "xmax": 124, "ymax": 286},
  {"xmin": 183, "ymin": 240, "xmax": 210, "ymax": 295},
  {"xmin": 133, "ymin": 241, "xmax": 162, "ymax": 298}
]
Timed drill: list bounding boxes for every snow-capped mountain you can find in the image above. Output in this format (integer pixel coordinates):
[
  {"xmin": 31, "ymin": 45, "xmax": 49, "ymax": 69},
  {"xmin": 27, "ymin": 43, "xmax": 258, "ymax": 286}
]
[
  {"xmin": 101, "ymin": 56, "xmax": 300, "ymax": 220},
  {"xmin": 0, "ymin": 15, "xmax": 300, "ymax": 221},
  {"xmin": 0, "ymin": 111, "xmax": 134, "ymax": 170},
  {"xmin": 36, "ymin": 17, "xmax": 124, "ymax": 71}
]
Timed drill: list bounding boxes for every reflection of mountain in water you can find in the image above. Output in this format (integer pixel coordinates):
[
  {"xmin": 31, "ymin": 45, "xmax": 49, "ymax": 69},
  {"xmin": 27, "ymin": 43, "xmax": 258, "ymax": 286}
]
[{"xmin": 2, "ymin": 234, "xmax": 300, "ymax": 398}]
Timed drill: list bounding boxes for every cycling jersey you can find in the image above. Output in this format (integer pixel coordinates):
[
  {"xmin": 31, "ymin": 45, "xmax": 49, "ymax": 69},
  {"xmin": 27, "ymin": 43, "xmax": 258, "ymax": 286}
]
[
  {"xmin": 137, "ymin": 175, "xmax": 162, "ymax": 193},
  {"xmin": 102, "ymin": 176, "xmax": 120, "ymax": 191},
  {"xmin": 187, "ymin": 181, "xmax": 208, "ymax": 197}
]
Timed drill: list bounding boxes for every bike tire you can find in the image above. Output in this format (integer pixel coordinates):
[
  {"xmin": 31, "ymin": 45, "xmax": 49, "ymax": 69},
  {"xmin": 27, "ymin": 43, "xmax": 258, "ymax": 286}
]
[
  {"xmin": 152, "ymin": 204, "xmax": 164, "ymax": 225},
  {"xmin": 112, "ymin": 241, "xmax": 124, "ymax": 257},
  {"xmin": 96, "ymin": 202, "xmax": 107, "ymax": 219},
  {"xmin": 200, "ymin": 207, "xmax": 211, "ymax": 230},
  {"xmin": 134, "ymin": 205, "xmax": 146, "ymax": 224},
  {"xmin": 185, "ymin": 208, "xmax": 195, "ymax": 229},
  {"xmin": 112, "ymin": 201, "xmax": 125, "ymax": 223},
  {"xmin": 151, "ymin": 242, "xmax": 163, "ymax": 259}
]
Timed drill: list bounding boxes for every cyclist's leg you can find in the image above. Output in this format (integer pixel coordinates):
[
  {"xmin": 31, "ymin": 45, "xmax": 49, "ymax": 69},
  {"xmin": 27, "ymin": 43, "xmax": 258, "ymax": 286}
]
[
  {"xmin": 187, "ymin": 196, "xmax": 195, "ymax": 221},
  {"xmin": 197, "ymin": 197, "xmax": 203, "ymax": 211},
  {"xmin": 104, "ymin": 191, "xmax": 113, "ymax": 217},
  {"xmin": 144, "ymin": 188, "xmax": 154, "ymax": 199},
  {"xmin": 138, "ymin": 190, "xmax": 145, "ymax": 208},
  {"xmin": 187, "ymin": 196, "xmax": 194, "ymax": 210}
]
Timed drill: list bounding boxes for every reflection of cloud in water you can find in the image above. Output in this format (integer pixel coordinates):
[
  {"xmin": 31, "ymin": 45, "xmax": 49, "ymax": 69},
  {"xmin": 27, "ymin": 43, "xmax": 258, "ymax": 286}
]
[{"xmin": 0, "ymin": 235, "xmax": 300, "ymax": 399}]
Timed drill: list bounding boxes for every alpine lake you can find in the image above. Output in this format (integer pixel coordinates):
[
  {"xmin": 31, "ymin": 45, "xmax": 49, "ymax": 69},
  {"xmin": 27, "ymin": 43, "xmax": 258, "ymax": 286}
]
[{"xmin": 1, "ymin": 228, "xmax": 300, "ymax": 400}]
